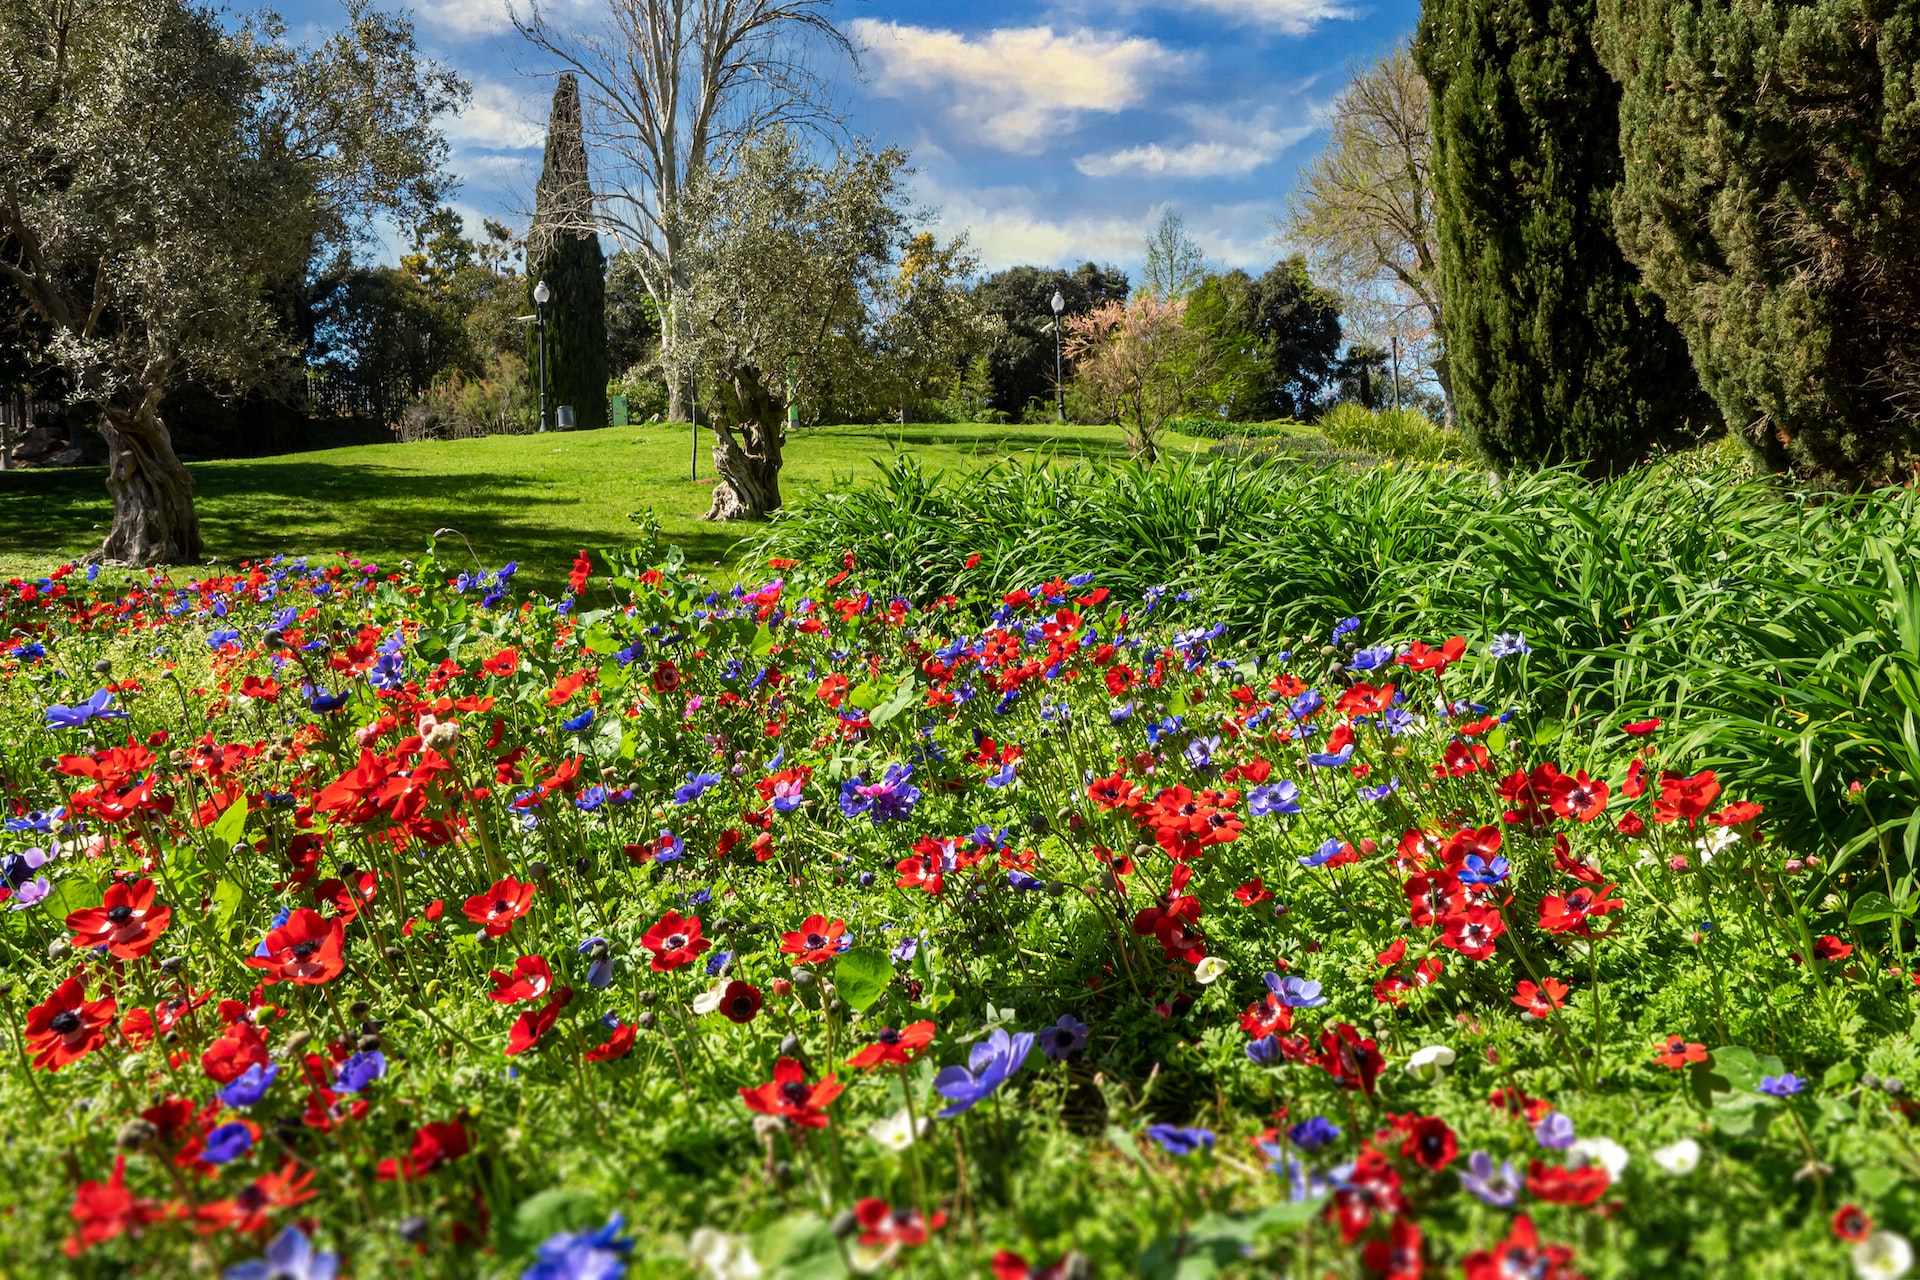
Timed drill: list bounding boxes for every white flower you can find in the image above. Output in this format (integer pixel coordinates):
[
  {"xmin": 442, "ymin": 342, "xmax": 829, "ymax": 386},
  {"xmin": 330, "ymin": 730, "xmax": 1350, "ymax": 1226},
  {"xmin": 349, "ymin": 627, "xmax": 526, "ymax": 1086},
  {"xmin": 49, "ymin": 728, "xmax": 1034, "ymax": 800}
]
[
  {"xmin": 691, "ymin": 979, "xmax": 728, "ymax": 1016},
  {"xmin": 1855, "ymin": 1231, "xmax": 1915, "ymax": 1280},
  {"xmin": 1405, "ymin": 1044, "xmax": 1456, "ymax": 1081},
  {"xmin": 1650, "ymin": 1138, "xmax": 1700, "ymax": 1174},
  {"xmin": 1567, "ymin": 1136, "xmax": 1630, "ymax": 1179},
  {"xmin": 1194, "ymin": 956, "xmax": 1229, "ymax": 985},
  {"xmin": 1693, "ymin": 825, "xmax": 1739, "ymax": 863},
  {"xmin": 867, "ymin": 1107, "xmax": 930, "ymax": 1151},
  {"xmin": 689, "ymin": 1227, "xmax": 762, "ymax": 1280}
]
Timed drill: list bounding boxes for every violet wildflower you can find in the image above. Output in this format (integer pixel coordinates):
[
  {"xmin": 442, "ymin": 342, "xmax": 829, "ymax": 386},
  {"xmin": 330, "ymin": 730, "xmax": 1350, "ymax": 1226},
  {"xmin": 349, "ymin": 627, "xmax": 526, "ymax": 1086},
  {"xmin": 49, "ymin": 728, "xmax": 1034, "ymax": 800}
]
[
  {"xmin": 333, "ymin": 1051, "xmax": 386, "ymax": 1095},
  {"xmin": 933, "ymin": 1028, "xmax": 1034, "ymax": 1116},
  {"xmin": 202, "ymin": 1122, "xmax": 254, "ymax": 1164},
  {"xmin": 521, "ymin": 1212, "xmax": 635, "ymax": 1280},
  {"xmin": 1457, "ymin": 1150, "xmax": 1522, "ymax": 1206},
  {"xmin": 1037, "ymin": 1014, "xmax": 1089, "ymax": 1060},
  {"xmin": 1249, "ymin": 781, "xmax": 1302, "ymax": 817},
  {"xmin": 217, "ymin": 1062, "xmax": 279, "ymax": 1108},
  {"xmin": 1759, "ymin": 1073, "xmax": 1806, "ymax": 1097},
  {"xmin": 1145, "ymin": 1125, "xmax": 1215, "ymax": 1157},
  {"xmin": 1289, "ymin": 1116, "xmax": 1342, "ymax": 1151},
  {"xmin": 1534, "ymin": 1112, "xmax": 1577, "ymax": 1149},
  {"xmin": 224, "ymin": 1226, "xmax": 338, "ymax": 1280},
  {"xmin": 1266, "ymin": 973, "xmax": 1327, "ymax": 1008}
]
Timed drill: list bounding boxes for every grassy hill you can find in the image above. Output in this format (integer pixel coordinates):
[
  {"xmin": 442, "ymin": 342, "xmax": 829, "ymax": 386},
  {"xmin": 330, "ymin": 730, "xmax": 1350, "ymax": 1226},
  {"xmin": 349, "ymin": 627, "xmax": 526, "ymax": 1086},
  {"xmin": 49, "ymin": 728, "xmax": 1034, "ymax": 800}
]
[{"xmin": 0, "ymin": 421, "xmax": 1215, "ymax": 592}]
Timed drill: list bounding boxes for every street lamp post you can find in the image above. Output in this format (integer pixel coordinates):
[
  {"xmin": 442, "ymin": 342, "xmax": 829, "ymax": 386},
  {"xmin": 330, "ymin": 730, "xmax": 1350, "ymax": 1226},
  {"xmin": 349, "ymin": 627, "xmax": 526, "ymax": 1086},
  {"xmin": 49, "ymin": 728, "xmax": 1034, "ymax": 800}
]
[
  {"xmin": 1050, "ymin": 289, "xmax": 1065, "ymax": 423},
  {"xmin": 533, "ymin": 279, "xmax": 551, "ymax": 433}
]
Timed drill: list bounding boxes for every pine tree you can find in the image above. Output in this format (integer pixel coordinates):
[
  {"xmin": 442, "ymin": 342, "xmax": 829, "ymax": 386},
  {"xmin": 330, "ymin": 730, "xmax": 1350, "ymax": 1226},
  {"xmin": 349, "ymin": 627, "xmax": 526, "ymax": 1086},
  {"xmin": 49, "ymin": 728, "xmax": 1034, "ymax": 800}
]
[
  {"xmin": 1596, "ymin": 0, "xmax": 1920, "ymax": 488},
  {"xmin": 526, "ymin": 73, "xmax": 607, "ymax": 430},
  {"xmin": 1415, "ymin": 0, "xmax": 1717, "ymax": 476}
]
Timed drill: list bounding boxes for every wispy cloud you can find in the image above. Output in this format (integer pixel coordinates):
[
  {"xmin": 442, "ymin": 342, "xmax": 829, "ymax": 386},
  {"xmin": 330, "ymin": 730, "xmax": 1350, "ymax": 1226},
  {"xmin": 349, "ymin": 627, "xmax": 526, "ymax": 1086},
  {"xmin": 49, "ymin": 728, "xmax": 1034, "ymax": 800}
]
[
  {"xmin": 1144, "ymin": 0, "xmax": 1358, "ymax": 35},
  {"xmin": 440, "ymin": 77, "xmax": 547, "ymax": 152},
  {"xmin": 1074, "ymin": 107, "xmax": 1319, "ymax": 178},
  {"xmin": 413, "ymin": 0, "xmax": 512, "ymax": 37},
  {"xmin": 851, "ymin": 20, "xmax": 1187, "ymax": 153}
]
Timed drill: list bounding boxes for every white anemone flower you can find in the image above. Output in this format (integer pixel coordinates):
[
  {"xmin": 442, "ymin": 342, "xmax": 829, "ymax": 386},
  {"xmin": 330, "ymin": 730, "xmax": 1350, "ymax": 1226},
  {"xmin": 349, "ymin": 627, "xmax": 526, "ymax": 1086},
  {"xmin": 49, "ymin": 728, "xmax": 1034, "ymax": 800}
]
[
  {"xmin": 1567, "ymin": 1136, "xmax": 1630, "ymax": 1179},
  {"xmin": 1405, "ymin": 1044, "xmax": 1456, "ymax": 1081},
  {"xmin": 1855, "ymin": 1232, "xmax": 1915, "ymax": 1280},
  {"xmin": 1650, "ymin": 1138, "xmax": 1701, "ymax": 1174},
  {"xmin": 691, "ymin": 979, "xmax": 729, "ymax": 1016},
  {"xmin": 867, "ymin": 1107, "xmax": 929, "ymax": 1151},
  {"xmin": 688, "ymin": 1227, "xmax": 762, "ymax": 1280},
  {"xmin": 1194, "ymin": 956, "xmax": 1229, "ymax": 985}
]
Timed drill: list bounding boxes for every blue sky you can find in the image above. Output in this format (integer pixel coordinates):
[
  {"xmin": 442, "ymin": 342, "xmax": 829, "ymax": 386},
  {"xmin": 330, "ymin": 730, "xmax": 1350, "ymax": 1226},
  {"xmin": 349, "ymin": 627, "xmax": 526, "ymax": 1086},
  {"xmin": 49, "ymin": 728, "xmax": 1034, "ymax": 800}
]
[{"xmin": 280, "ymin": 0, "xmax": 1420, "ymax": 277}]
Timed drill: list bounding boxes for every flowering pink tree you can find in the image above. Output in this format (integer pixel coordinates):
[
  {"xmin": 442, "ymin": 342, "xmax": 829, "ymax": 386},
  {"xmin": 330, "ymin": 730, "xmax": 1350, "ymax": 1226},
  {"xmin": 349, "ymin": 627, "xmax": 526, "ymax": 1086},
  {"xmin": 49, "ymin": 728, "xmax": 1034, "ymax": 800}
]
[{"xmin": 1065, "ymin": 295, "xmax": 1220, "ymax": 461}]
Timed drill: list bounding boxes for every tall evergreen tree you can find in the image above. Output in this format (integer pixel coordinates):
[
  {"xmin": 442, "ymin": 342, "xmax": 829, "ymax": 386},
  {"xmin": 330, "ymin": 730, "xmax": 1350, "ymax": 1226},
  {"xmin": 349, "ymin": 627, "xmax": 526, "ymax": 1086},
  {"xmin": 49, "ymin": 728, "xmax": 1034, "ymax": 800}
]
[
  {"xmin": 1415, "ymin": 0, "xmax": 1717, "ymax": 476},
  {"xmin": 1596, "ymin": 0, "xmax": 1920, "ymax": 488},
  {"xmin": 527, "ymin": 73, "xmax": 607, "ymax": 430}
]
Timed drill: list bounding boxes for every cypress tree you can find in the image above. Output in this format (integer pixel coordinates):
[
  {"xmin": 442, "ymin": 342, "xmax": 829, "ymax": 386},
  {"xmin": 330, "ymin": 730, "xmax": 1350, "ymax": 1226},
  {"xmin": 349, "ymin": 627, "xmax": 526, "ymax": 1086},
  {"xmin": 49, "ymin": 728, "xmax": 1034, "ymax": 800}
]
[
  {"xmin": 1596, "ymin": 0, "xmax": 1920, "ymax": 488},
  {"xmin": 527, "ymin": 73, "xmax": 607, "ymax": 430},
  {"xmin": 1415, "ymin": 0, "xmax": 1717, "ymax": 476}
]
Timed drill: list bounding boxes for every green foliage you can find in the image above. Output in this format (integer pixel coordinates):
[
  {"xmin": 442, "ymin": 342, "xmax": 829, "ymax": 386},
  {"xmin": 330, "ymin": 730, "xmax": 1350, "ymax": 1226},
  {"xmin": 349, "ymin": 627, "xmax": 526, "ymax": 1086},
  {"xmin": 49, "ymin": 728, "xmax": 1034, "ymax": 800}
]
[
  {"xmin": 1317, "ymin": 403, "xmax": 1468, "ymax": 462},
  {"xmin": 757, "ymin": 450, "xmax": 1920, "ymax": 858},
  {"xmin": 310, "ymin": 266, "xmax": 467, "ymax": 425},
  {"xmin": 1238, "ymin": 258, "xmax": 1343, "ymax": 420},
  {"xmin": 973, "ymin": 263, "xmax": 1132, "ymax": 418},
  {"xmin": 1416, "ymin": 0, "xmax": 1718, "ymax": 475},
  {"xmin": 526, "ymin": 73, "xmax": 609, "ymax": 431},
  {"xmin": 1596, "ymin": 0, "xmax": 1920, "ymax": 489}
]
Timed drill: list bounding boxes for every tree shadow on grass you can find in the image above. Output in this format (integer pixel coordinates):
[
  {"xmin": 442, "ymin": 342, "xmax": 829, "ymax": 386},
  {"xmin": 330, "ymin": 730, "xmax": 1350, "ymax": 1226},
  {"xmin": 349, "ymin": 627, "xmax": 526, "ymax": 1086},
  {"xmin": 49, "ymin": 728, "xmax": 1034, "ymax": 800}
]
[{"xmin": 817, "ymin": 423, "xmax": 1146, "ymax": 461}]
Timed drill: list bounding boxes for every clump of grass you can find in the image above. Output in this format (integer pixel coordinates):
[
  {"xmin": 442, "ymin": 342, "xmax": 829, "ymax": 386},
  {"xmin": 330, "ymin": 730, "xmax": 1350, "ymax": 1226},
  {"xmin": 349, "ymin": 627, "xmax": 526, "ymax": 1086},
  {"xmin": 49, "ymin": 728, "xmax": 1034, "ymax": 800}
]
[{"xmin": 1317, "ymin": 402, "xmax": 1469, "ymax": 462}]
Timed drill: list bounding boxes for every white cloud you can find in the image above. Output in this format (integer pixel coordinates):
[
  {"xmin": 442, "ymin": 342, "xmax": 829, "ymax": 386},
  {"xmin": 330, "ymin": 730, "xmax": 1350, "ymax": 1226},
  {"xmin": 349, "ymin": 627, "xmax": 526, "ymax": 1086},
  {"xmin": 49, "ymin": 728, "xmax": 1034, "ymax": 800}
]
[
  {"xmin": 440, "ymin": 78, "xmax": 546, "ymax": 152},
  {"xmin": 1152, "ymin": 0, "xmax": 1357, "ymax": 35},
  {"xmin": 413, "ymin": 0, "xmax": 512, "ymax": 37},
  {"xmin": 1074, "ymin": 108, "xmax": 1318, "ymax": 178},
  {"xmin": 851, "ymin": 20, "xmax": 1187, "ymax": 153}
]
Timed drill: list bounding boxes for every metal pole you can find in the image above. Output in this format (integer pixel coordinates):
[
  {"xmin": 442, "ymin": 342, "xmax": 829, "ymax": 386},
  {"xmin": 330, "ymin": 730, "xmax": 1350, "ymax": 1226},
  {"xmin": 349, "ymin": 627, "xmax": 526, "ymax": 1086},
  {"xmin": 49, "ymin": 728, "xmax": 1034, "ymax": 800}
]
[
  {"xmin": 1054, "ymin": 321, "xmax": 1065, "ymax": 422},
  {"xmin": 689, "ymin": 376, "xmax": 697, "ymax": 481},
  {"xmin": 537, "ymin": 298, "xmax": 549, "ymax": 433},
  {"xmin": 1390, "ymin": 331, "xmax": 1401, "ymax": 410}
]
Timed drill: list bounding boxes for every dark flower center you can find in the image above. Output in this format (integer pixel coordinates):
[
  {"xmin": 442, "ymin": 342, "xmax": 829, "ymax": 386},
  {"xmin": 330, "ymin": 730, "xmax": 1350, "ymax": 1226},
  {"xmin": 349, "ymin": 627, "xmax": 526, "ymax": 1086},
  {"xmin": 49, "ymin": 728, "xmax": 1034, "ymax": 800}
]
[
  {"xmin": 804, "ymin": 933, "xmax": 826, "ymax": 950},
  {"xmin": 780, "ymin": 1080, "xmax": 811, "ymax": 1105},
  {"xmin": 664, "ymin": 934, "xmax": 687, "ymax": 950},
  {"xmin": 877, "ymin": 1027, "xmax": 900, "ymax": 1044},
  {"xmin": 492, "ymin": 899, "xmax": 512, "ymax": 915},
  {"xmin": 49, "ymin": 1010, "xmax": 81, "ymax": 1034},
  {"xmin": 107, "ymin": 905, "xmax": 134, "ymax": 924},
  {"xmin": 727, "ymin": 996, "xmax": 753, "ymax": 1015},
  {"xmin": 291, "ymin": 939, "xmax": 322, "ymax": 959}
]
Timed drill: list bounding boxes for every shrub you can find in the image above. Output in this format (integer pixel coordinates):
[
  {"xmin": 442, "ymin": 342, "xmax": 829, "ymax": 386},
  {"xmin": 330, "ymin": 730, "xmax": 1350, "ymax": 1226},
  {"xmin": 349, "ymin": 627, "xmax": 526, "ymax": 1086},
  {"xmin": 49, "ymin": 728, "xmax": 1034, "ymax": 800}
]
[{"xmin": 1317, "ymin": 403, "xmax": 1468, "ymax": 462}]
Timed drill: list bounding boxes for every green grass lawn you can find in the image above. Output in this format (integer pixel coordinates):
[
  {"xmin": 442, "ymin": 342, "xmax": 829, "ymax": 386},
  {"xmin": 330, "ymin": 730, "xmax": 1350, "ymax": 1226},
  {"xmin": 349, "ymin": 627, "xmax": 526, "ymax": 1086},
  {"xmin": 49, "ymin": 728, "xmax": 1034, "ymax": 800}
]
[{"xmin": 0, "ymin": 420, "xmax": 1214, "ymax": 592}]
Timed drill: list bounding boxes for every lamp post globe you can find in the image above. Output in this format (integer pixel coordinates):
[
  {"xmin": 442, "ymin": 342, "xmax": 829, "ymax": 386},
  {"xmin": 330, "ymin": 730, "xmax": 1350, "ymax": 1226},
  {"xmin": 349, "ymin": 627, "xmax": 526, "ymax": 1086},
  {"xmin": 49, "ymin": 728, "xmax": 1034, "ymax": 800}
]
[
  {"xmin": 1050, "ymin": 290, "xmax": 1066, "ymax": 423},
  {"xmin": 533, "ymin": 280, "xmax": 551, "ymax": 432}
]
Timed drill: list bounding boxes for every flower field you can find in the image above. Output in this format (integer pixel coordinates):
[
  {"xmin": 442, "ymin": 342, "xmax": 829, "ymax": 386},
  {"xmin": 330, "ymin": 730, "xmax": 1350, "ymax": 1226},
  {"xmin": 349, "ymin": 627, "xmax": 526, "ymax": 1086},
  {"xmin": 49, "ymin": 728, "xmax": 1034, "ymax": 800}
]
[{"xmin": 1, "ymin": 540, "xmax": 1915, "ymax": 1279}]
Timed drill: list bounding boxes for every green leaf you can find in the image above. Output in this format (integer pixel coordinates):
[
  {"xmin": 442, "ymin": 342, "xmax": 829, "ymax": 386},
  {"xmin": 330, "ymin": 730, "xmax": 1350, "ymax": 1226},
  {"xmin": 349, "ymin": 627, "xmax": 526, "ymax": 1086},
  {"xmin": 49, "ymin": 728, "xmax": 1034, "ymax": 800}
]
[
  {"xmin": 590, "ymin": 714, "xmax": 625, "ymax": 763},
  {"xmin": 847, "ymin": 680, "xmax": 882, "ymax": 711},
  {"xmin": 1850, "ymin": 891, "xmax": 1914, "ymax": 925},
  {"xmin": 1485, "ymin": 725, "xmax": 1509, "ymax": 755},
  {"xmin": 833, "ymin": 947, "xmax": 892, "ymax": 1012},
  {"xmin": 751, "ymin": 623, "xmax": 777, "ymax": 657},
  {"xmin": 759, "ymin": 1213, "xmax": 844, "ymax": 1280},
  {"xmin": 41, "ymin": 875, "xmax": 103, "ymax": 923},
  {"xmin": 1107, "ymin": 1125, "xmax": 1153, "ymax": 1174},
  {"xmin": 508, "ymin": 1188, "xmax": 602, "ymax": 1253},
  {"xmin": 869, "ymin": 680, "xmax": 919, "ymax": 727},
  {"xmin": 207, "ymin": 795, "xmax": 249, "ymax": 847},
  {"xmin": 210, "ymin": 879, "xmax": 245, "ymax": 933},
  {"xmin": 581, "ymin": 625, "xmax": 621, "ymax": 655},
  {"xmin": 1856, "ymin": 1165, "xmax": 1903, "ymax": 1199}
]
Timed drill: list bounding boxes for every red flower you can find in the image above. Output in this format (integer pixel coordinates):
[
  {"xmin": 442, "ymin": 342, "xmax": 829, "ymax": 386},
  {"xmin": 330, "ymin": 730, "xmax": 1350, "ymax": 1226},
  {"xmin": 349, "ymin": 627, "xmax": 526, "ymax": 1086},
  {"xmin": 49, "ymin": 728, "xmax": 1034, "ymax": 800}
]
[
  {"xmin": 1540, "ymin": 766, "xmax": 1609, "ymax": 822},
  {"xmin": 1317, "ymin": 1023, "xmax": 1385, "ymax": 1095},
  {"xmin": 1621, "ymin": 717, "xmax": 1662, "ymax": 736},
  {"xmin": 25, "ymin": 973, "xmax": 116, "ymax": 1071},
  {"xmin": 190, "ymin": 1160, "xmax": 316, "ymax": 1234},
  {"xmin": 1834, "ymin": 1204, "xmax": 1873, "ymax": 1242},
  {"xmin": 1439, "ymin": 903, "xmax": 1507, "ymax": 960},
  {"xmin": 463, "ymin": 876, "xmax": 536, "ymax": 938},
  {"xmin": 568, "ymin": 549, "xmax": 592, "ymax": 595},
  {"xmin": 641, "ymin": 911, "xmax": 712, "ymax": 971},
  {"xmin": 1513, "ymin": 978, "xmax": 1570, "ymax": 1017},
  {"xmin": 1708, "ymin": 800, "xmax": 1764, "ymax": 827},
  {"xmin": 992, "ymin": 1251, "xmax": 1075, "ymax": 1280},
  {"xmin": 1329, "ymin": 1144, "xmax": 1403, "ymax": 1241},
  {"xmin": 586, "ymin": 1023, "xmax": 637, "ymax": 1063},
  {"xmin": 780, "ymin": 913, "xmax": 847, "ymax": 964},
  {"xmin": 376, "ymin": 1120, "xmax": 471, "ymax": 1181},
  {"xmin": 853, "ymin": 1197, "xmax": 947, "ymax": 1247},
  {"xmin": 1397, "ymin": 1114, "xmax": 1459, "ymax": 1171},
  {"xmin": 1526, "ymin": 1159, "xmax": 1611, "ymax": 1205},
  {"xmin": 63, "ymin": 1156, "xmax": 170, "ymax": 1256},
  {"xmin": 200, "ymin": 1019, "xmax": 270, "ymax": 1084},
  {"xmin": 1396, "ymin": 636, "xmax": 1466, "ymax": 673},
  {"xmin": 1537, "ymin": 884, "xmax": 1623, "ymax": 936},
  {"xmin": 1654, "ymin": 768, "xmax": 1721, "ymax": 825},
  {"xmin": 482, "ymin": 647, "xmax": 520, "ymax": 676},
  {"xmin": 718, "ymin": 980, "xmax": 764, "ymax": 1024},
  {"xmin": 486, "ymin": 955, "xmax": 555, "ymax": 1004},
  {"xmin": 66, "ymin": 878, "xmax": 172, "ymax": 960},
  {"xmin": 1653, "ymin": 1035, "xmax": 1708, "ymax": 1069},
  {"xmin": 1361, "ymin": 1216, "xmax": 1424, "ymax": 1279},
  {"xmin": 894, "ymin": 854, "xmax": 945, "ymax": 897},
  {"xmin": 1463, "ymin": 1216, "xmax": 1578, "ymax": 1280},
  {"xmin": 1616, "ymin": 810, "xmax": 1647, "ymax": 837},
  {"xmin": 650, "ymin": 660, "xmax": 681, "ymax": 693},
  {"xmin": 1240, "ymin": 992, "xmax": 1294, "ymax": 1039},
  {"xmin": 244, "ymin": 908, "xmax": 346, "ymax": 985},
  {"xmin": 738, "ymin": 1056, "xmax": 844, "ymax": 1128},
  {"xmin": 506, "ymin": 987, "xmax": 574, "ymax": 1056},
  {"xmin": 1813, "ymin": 934, "xmax": 1853, "ymax": 962},
  {"xmin": 1233, "ymin": 877, "xmax": 1273, "ymax": 906},
  {"xmin": 847, "ymin": 1021, "xmax": 936, "ymax": 1070},
  {"xmin": 1622, "ymin": 757, "xmax": 1647, "ymax": 798}
]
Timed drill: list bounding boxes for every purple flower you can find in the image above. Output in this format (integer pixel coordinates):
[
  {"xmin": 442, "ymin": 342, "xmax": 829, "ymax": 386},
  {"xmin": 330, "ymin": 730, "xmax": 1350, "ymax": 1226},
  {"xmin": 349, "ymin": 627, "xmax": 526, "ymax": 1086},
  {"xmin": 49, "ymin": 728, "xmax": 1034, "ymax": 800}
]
[
  {"xmin": 44, "ymin": 688, "xmax": 129, "ymax": 729},
  {"xmin": 1298, "ymin": 837, "xmax": 1348, "ymax": 869},
  {"xmin": 202, "ymin": 1122, "xmax": 254, "ymax": 1165},
  {"xmin": 1037, "ymin": 1014, "xmax": 1088, "ymax": 1060},
  {"xmin": 1489, "ymin": 632, "xmax": 1532, "ymax": 658},
  {"xmin": 302, "ymin": 684, "xmax": 349, "ymax": 714},
  {"xmin": 1534, "ymin": 1111, "xmax": 1576, "ymax": 1149},
  {"xmin": 561, "ymin": 709, "xmax": 595, "ymax": 732},
  {"xmin": 1288, "ymin": 1116, "xmax": 1342, "ymax": 1150},
  {"xmin": 521, "ymin": 1212, "xmax": 634, "ymax": 1280},
  {"xmin": 224, "ymin": 1226, "xmax": 338, "ymax": 1280},
  {"xmin": 1288, "ymin": 690, "xmax": 1323, "ymax": 721},
  {"xmin": 578, "ymin": 937, "xmax": 614, "ymax": 988},
  {"xmin": 891, "ymin": 935, "xmax": 921, "ymax": 963},
  {"xmin": 674, "ymin": 772, "xmax": 723, "ymax": 804},
  {"xmin": 1759, "ymin": 1073, "xmax": 1806, "ymax": 1097},
  {"xmin": 933, "ymin": 1028, "xmax": 1034, "ymax": 1116},
  {"xmin": 333, "ymin": 1051, "xmax": 386, "ymax": 1095},
  {"xmin": 1145, "ymin": 1124, "xmax": 1215, "ymax": 1156},
  {"xmin": 217, "ymin": 1062, "xmax": 279, "ymax": 1108},
  {"xmin": 1350, "ymin": 644, "xmax": 1394, "ymax": 671},
  {"xmin": 1358, "ymin": 777, "xmax": 1402, "ymax": 802},
  {"xmin": 1182, "ymin": 736, "xmax": 1220, "ymax": 771},
  {"xmin": 1007, "ymin": 869, "xmax": 1044, "ymax": 891},
  {"xmin": 1249, "ymin": 781, "xmax": 1302, "ymax": 817},
  {"xmin": 1246, "ymin": 1035, "xmax": 1284, "ymax": 1065},
  {"xmin": 1457, "ymin": 1150, "xmax": 1521, "ymax": 1206},
  {"xmin": 1306, "ymin": 743, "xmax": 1355, "ymax": 769},
  {"xmin": 705, "ymin": 949, "xmax": 734, "ymax": 977},
  {"xmin": 1458, "ymin": 854, "xmax": 1509, "ymax": 885},
  {"xmin": 1265, "ymin": 973, "xmax": 1326, "ymax": 1008},
  {"xmin": 838, "ymin": 764, "xmax": 921, "ymax": 823},
  {"xmin": 8, "ymin": 875, "xmax": 50, "ymax": 909}
]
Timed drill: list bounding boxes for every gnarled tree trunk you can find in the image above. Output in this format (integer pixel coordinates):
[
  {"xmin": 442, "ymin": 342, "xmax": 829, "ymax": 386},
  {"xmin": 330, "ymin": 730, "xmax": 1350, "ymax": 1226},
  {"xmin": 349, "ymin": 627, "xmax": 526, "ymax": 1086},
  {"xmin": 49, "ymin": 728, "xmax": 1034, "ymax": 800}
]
[
  {"xmin": 96, "ymin": 388, "xmax": 201, "ymax": 565},
  {"xmin": 703, "ymin": 366, "xmax": 784, "ymax": 521}
]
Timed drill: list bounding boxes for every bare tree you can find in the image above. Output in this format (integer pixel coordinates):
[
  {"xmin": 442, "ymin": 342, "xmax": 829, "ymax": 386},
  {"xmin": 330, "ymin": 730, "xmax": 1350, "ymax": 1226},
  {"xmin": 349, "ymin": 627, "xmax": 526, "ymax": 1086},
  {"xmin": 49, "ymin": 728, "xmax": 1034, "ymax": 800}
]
[
  {"xmin": 1282, "ymin": 43, "xmax": 1454, "ymax": 428},
  {"xmin": 511, "ymin": 0, "xmax": 855, "ymax": 421}
]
